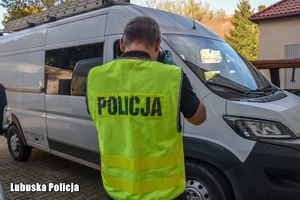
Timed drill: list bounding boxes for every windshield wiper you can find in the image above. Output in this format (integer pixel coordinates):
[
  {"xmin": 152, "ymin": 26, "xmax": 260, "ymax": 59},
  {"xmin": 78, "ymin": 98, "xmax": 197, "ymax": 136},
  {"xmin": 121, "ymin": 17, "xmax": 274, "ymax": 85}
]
[
  {"xmin": 244, "ymin": 91, "xmax": 267, "ymax": 96},
  {"xmin": 250, "ymin": 87, "xmax": 279, "ymax": 95},
  {"xmin": 206, "ymin": 81, "xmax": 270, "ymax": 97},
  {"xmin": 206, "ymin": 81, "xmax": 249, "ymax": 95}
]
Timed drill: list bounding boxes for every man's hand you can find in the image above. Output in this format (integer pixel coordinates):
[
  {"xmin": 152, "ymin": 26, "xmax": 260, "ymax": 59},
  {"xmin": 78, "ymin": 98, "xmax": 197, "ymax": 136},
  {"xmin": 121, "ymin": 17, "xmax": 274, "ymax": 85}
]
[{"xmin": 158, "ymin": 50, "xmax": 175, "ymax": 65}]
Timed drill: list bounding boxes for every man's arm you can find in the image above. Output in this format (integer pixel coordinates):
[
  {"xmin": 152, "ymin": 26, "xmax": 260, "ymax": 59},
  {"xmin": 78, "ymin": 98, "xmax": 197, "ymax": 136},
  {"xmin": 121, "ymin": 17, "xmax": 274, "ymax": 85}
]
[
  {"xmin": 186, "ymin": 98, "xmax": 206, "ymax": 125},
  {"xmin": 159, "ymin": 50, "xmax": 206, "ymax": 125},
  {"xmin": 180, "ymin": 73, "xmax": 206, "ymax": 125}
]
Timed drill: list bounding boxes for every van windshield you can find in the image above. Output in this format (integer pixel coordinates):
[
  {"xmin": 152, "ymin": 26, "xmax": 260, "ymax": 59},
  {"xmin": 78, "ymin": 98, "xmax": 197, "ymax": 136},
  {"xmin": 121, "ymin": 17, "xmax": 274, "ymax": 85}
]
[{"xmin": 164, "ymin": 35, "xmax": 273, "ymax": 98}]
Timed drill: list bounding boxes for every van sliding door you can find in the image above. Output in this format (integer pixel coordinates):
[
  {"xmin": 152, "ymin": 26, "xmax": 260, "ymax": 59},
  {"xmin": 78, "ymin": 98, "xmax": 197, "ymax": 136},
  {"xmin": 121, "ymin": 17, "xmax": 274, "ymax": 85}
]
[{"xmin": 44, "ymin": 15, "xmax": 106, "ymax": 166}]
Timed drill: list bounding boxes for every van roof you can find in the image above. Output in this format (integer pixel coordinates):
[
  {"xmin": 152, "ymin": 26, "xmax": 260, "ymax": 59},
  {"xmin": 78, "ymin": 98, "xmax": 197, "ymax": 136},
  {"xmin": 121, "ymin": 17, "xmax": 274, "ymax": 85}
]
[
  {"xmin": 2, "ymin": 3, "xmax": 222, "ymax": 41},
  {"xmin": 107, "ymin": 5, "xmax": 222, "ymax": 40}
]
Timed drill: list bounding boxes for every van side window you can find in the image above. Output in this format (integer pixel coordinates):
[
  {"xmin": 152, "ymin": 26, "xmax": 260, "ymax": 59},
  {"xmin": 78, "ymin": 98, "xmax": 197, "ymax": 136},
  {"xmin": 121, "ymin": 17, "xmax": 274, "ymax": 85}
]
[
  {"xmin": 44, "ymin": 42, "xmax": 103, "ymax": 95},
  {"xmin": 71, "ymin": 58, "xmax": 103, "ymax": 96},
  {"xmin": 114, "ymin": 41, "xmax": 123, "ymax": 58}
]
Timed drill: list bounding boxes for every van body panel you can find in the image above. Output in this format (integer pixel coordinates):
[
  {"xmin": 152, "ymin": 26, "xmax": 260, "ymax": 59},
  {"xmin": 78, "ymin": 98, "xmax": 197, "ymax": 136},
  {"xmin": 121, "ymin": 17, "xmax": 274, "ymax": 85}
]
[
  {"xmin": 46, "ymin": 8, "xmax": 108, "ymax": 29},
  {"xmin": 0, "ymin": 28, "xmax": 46, "ymax": 54},
  {"xmin": 0, "ymin": 50, "xmax": 45, "ymax": 89},
  {"xmin": 184, "ymin": 136, "xmax": 241, "ymax": 170},
  {"xmin": 46, "ymin": 15, "xmax": 107, "ymax": 48},
  {"xmin": 184, "ymin": 93, "xmax": 256, "ymax": 162},
  {"xmin": 45, "ymin": 95, "xmax": 99, "ymax": 152},
  {"xmin": 227, "ymin": 92, "xmax": 300, "ymax": 137},
  {"xmin": 0, "ymin": 49, "xmax": 47, "ymax": 139}
]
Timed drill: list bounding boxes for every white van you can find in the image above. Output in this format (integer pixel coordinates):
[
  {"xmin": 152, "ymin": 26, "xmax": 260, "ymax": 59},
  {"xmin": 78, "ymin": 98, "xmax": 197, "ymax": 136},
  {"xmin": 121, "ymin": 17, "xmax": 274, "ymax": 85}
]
[{"xmin": 1, "ymin": 1, "xmax": 300, "ymax": 199}]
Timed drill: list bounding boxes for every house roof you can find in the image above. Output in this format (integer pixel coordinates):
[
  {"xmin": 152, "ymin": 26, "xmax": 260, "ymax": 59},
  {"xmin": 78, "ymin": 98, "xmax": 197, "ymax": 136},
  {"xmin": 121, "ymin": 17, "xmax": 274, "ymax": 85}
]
[{"xmin": 249, "ymin": 0, "xmax": 300, "ymax": 23}]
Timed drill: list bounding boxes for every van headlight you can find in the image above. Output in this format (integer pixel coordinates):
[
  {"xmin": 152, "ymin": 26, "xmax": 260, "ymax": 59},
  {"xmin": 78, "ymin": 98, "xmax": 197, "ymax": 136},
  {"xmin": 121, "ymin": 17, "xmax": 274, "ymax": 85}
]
[{"xmin": 223, "ymin": 116, "xmax": 296, "ymax": 140}]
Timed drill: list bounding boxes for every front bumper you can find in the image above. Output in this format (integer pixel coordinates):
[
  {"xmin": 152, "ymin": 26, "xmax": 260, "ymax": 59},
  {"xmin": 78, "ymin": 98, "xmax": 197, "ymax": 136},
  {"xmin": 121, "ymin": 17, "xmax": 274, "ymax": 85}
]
[{"xmin": 225, "ymin": 138, "xmax": 300, "ymax": 200}]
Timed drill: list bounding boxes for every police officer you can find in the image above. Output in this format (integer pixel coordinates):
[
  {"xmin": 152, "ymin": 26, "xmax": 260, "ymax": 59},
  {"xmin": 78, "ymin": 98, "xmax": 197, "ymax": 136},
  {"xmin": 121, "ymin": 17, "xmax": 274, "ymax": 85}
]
[{"xmin": 87, "ymin": 16, "xmax": 206, "ymax": 200}]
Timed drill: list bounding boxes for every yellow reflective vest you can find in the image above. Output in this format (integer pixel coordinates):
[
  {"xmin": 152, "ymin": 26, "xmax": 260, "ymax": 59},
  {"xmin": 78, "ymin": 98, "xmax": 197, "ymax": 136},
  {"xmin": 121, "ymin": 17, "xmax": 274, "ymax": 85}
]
[{"xmin": 87, "ymin": 57, "xmax": 185, "ymax": 199}]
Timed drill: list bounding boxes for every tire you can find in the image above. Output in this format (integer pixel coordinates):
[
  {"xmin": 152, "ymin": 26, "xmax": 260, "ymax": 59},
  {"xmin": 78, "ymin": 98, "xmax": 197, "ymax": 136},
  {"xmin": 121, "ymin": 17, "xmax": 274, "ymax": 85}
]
[
  {"xmin": 7, "ymin": 124, "xmax": 32, "ymax": 161},
  {"xmin": 185, "ymin": 160, "xmax": 235, "ymax": 200}
]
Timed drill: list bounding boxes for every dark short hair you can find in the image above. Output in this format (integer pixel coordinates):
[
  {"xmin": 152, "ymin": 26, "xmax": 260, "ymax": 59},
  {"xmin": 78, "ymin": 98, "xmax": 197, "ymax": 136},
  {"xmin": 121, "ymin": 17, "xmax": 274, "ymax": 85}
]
[{"xmin": 122, "ymin": 16, "xmax": 161, "ymax": 48}]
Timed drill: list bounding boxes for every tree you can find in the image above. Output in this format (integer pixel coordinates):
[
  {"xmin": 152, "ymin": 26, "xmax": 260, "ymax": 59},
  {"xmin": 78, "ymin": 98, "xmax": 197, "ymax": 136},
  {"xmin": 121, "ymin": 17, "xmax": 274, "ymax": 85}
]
[
  {"xmin": 214, "ymin": 9, "xmax": 226, "ymax": 19},
  {"xmin": 1, "ymin": 0, "xmax": 71, "ymax": 26},
  {"xmin": 145, "ymin": 0, "xmax": 158, "ymax": 8},
  {"xmin": 2, "ymin": 5, "xmax": 43, "ymax": 25},
  {"xmin": 224, "ymin": 0, "xmax": 258, "ymax": 61},
  {"xmin": 258, "ymin": 5, "xmax": 266, "ymax": 12},
  {"xmin": 145, "ymin": 0, "xmax": 226, "ymax": 21}
]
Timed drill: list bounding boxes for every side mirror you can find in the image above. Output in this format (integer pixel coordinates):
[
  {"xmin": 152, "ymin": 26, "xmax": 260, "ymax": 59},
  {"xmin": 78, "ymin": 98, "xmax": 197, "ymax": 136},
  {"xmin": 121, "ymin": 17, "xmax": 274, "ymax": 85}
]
[
  {"xmin": 2, "ymin": 106, "xmax": 11, "ymax": 132},
  {"xmin": 0, "ymin": 182, "xmax": 7, "ymax": 200},
  {"xmin": 0, "ymin": 83, "xmax": 11, "ymax": 134}
]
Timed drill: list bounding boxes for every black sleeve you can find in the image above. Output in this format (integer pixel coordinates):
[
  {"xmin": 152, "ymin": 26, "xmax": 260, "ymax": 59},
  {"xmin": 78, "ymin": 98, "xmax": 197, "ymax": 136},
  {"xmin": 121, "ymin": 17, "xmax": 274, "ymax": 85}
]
[{"xmin": 180, "ymin": 72, "xmax": 200, "ymax": 118}]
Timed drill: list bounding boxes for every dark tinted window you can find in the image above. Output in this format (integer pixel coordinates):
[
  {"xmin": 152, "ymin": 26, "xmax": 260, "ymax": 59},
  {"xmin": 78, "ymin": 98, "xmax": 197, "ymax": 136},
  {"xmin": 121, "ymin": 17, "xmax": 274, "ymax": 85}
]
[
  {"xmin": 71, "ymin": 58, "xmax": 103, "ymax": 96},
  {"xmin": 44, "ymin": 42, "xmax": 104, "ymax": 95}
]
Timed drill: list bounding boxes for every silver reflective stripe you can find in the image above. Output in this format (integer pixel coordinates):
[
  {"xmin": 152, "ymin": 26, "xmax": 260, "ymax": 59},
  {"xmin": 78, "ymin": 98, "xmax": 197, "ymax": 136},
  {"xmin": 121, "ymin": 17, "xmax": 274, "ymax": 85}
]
[{"xmin": 177, "ymin": 69, "xmax": 183, "ymax": 133}]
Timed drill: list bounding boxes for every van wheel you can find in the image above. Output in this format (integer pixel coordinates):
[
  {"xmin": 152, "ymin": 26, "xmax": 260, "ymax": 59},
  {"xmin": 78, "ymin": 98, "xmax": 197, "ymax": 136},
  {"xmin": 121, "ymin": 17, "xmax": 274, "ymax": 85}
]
[
  {"xmin": 7, "ymin": 124, "xmax": 32, "ymax": 161},
  {"xmin": 185, "ymin": 160, "xmax": 234, "ymax": 200}
]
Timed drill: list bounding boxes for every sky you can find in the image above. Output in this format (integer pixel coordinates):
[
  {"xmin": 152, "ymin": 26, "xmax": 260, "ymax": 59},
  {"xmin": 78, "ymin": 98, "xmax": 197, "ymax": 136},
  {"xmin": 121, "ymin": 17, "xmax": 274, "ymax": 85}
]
[{"xmin": 0, "ymin": 0, "xmax": 279, "ymax": 30}]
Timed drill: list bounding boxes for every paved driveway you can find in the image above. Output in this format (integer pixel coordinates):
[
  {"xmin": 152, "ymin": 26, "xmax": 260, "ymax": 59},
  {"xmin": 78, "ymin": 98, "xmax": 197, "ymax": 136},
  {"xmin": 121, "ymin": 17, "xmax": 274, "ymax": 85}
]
[{"xmin": 0, "ymin": 136, "xmax": 105, "ymax": 200}]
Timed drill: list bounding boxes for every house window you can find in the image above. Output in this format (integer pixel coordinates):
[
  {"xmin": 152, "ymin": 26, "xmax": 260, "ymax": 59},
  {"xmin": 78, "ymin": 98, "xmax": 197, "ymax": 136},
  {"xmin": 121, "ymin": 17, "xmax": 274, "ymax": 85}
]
[{"xmin": 284, "ymin": 44, "xmax": 300, "ymax": 89}]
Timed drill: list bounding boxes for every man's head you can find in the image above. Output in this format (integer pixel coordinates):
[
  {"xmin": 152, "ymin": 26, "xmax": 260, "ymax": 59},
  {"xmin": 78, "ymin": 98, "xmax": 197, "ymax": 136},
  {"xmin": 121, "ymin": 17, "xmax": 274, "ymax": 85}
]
[{"xmin": 120, "ymin": 16, "xmax": 161, "ymax": 60}]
